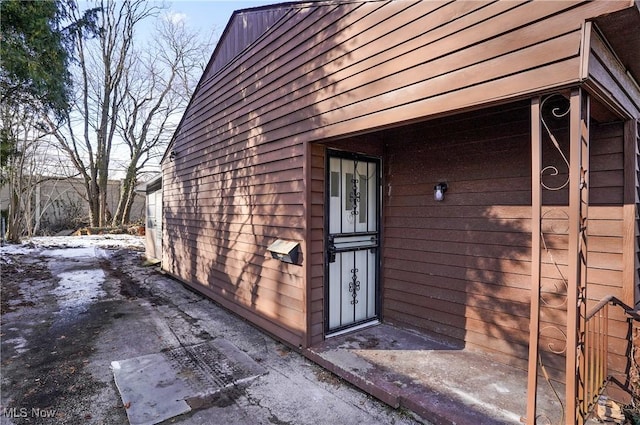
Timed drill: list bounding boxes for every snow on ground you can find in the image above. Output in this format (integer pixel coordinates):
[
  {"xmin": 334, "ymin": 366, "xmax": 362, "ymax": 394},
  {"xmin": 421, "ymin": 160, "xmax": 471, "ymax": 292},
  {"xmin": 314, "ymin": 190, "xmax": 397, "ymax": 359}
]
[
  {"xmin": 53, "ymin": 269, "xmax": 107, "ymax": 310},
  {"xmin": 41, "ymin": 247, "xmax": 102, "ymax": 258},
  {"xmin": 0, "ymin": 234, "xmax": 144, "ymax": 255},
  {"xmin": 1, "ymin": 235, "xmax": 143, "ymax": 312}
]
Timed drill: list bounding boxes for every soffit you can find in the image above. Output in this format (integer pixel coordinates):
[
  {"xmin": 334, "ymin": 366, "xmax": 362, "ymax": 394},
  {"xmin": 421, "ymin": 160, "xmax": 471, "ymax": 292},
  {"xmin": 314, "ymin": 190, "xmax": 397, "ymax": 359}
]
[{"xmin": 594, "ymin": 2, "xmax": 640, "ymax": 84}]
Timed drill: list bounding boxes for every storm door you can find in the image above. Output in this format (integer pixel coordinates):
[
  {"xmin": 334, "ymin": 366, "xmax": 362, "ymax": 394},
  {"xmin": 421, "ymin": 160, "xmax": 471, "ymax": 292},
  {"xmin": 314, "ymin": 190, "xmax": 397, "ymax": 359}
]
[{"xmin": 326, "ymin": 151, "xmax": 381, "ymax": 335}]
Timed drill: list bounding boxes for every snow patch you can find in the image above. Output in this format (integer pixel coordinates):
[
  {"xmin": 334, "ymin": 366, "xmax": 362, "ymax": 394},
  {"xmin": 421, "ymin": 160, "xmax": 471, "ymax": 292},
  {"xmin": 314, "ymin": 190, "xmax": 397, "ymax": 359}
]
[
  {"xmin": 53, "ymin": 269, "xmax": 106, "ymax": 310},
  {"xmin": 42, "ymin": 247, "xmax": 98, "ymax": 259},
  {"xmin": 5, "ymin": 336, "xmax": 28, "ymax": 355},
  {"xmin": 492, "ymin": 383, "xmax": 511, "ymax": 394},
  {"xmin": 0, "ymin": 245, "xmax": 35, "ymax": 255},
  {"xmin": 1, "ymin": 234, "xmax": 144, "ymax": 254},
  {"xmin": 448, "ymin": 387, "xmax": 522, "ymax": 423}
]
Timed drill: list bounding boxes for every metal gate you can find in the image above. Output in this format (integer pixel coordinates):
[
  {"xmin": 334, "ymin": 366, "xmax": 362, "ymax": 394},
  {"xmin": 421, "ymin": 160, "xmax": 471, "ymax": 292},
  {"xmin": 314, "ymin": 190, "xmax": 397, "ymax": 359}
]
[{"xmin": 325, "ymin": 151, "xmax": 381, "ymax": 335}]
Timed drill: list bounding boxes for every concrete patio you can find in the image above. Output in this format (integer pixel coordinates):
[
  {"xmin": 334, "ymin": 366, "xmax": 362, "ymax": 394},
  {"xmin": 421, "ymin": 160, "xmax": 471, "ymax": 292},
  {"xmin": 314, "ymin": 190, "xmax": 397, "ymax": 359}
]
[{"xmin": 305, "ymin": 323, "xmax": 565, "ymax": 425}]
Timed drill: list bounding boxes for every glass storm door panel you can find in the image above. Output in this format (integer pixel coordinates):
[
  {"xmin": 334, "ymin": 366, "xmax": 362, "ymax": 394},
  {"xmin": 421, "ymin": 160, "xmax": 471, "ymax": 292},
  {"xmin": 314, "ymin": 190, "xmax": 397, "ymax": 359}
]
[{"xmin": 326, "ymin": 152, "xmax": 380, "ymax": 334}]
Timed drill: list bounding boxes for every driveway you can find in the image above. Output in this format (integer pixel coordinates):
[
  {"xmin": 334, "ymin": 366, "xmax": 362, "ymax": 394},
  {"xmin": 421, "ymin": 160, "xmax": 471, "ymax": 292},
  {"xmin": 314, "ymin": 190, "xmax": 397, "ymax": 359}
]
[{"xmin": 1, "ymin": 235, "xmax": 425, "ymax": 425}]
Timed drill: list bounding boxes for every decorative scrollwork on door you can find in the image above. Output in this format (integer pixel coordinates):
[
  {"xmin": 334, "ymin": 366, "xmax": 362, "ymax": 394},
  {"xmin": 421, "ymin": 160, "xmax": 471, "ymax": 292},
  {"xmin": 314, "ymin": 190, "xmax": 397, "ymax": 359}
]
[
  {"xmin": 349, "ymin": 161, "xmax": 361, "ymax": 220},
  {"xmin": 349, "ymin": 267, "xmax": 360, "ymax": 305}
]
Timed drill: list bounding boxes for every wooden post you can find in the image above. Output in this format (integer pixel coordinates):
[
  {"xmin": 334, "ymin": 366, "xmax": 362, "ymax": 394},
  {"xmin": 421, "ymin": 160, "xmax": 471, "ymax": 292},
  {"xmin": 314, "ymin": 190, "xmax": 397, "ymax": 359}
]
[
  {"xmin": 526, "ymin": 97, "xmax": 543, "ymax": 425},
  {"xmin": 622, "ymin": 120, "xmax": 639, "ymax": 306},
  {"xmin": 566, "ymin": 88, "xmax": 589, "ymax": 425}
]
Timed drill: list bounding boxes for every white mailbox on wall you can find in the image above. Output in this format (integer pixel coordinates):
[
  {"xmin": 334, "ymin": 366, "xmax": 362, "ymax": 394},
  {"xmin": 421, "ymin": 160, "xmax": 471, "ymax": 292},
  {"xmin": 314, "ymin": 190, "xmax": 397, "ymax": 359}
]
[{"xmin": 267, "ymin": 239, "xmax": 300, "ymax": 264}]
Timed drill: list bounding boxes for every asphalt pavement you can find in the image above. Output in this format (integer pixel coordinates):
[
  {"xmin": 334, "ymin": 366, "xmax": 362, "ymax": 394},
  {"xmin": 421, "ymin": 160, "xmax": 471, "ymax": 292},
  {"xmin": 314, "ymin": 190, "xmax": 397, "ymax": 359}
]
[{"xmin": 1, "ymin": 236, "xmax": 427, "ymax": 425}]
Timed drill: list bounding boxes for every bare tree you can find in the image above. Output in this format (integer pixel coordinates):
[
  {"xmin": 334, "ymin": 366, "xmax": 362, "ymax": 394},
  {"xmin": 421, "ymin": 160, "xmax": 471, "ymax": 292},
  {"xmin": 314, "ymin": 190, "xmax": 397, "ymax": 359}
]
[
  {"xmin": 47, "ymin": 0, "xmax": 161, "ymax": 227},
  {"xmin": 111, "ymin": 16, "xmax": 209, "ymax": 226},
  {"xmin": 0, "ymin": 103, "xmax": 74, "ymax": 241}
]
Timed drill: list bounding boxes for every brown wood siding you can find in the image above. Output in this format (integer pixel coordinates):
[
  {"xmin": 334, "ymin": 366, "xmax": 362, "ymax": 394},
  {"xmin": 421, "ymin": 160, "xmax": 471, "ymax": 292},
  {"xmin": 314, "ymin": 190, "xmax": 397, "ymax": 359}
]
[
  {"xmin": 162, "ymin": 0, "xmax": 633, "ymax": 349},
  {"xmin": 631, "ymin": 120, "xmax": 640, "ymax": 306},
  {"xmin": 381, "ymin": 104, "xmax": 628, "ymax": 376},
  {"xmin": 621, "ymin": 119, "xmax": 640, "ymax": 309},
  {"xmin": 587, "ymin": 29, "xmax": 640, "ymax": 119},
  {"xmin": 163, "ymin": 125, "xmax": 307, "ymax": 346},
  {"xmin": 172, "ymin": 1, "xmax": 631, "ymax": 164},
  {"xmin": 205, "ymin": 6, "xmax": 290, "ymax": 78}
]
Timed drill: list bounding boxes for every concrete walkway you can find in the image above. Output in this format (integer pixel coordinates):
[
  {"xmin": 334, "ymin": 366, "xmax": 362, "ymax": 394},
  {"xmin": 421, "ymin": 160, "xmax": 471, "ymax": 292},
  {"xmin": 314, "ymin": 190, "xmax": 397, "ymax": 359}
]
[
  {"xmin": 1, "ymin": 236, "xmax": 568, "ymax": 425},
  {"xmin": 306, "ymin": 324, "xmax": 565, "ymax": 425},
  {"xmin": 0, "ymin": 237, "xmax": 424, "ymax": 425}
]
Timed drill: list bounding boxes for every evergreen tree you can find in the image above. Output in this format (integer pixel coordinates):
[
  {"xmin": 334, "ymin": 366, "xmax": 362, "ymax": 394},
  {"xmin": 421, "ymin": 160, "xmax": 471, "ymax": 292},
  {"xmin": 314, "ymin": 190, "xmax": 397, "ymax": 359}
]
[{"xmin": 0, "ymin": 0, "xmax": 71, "ymax": 116}]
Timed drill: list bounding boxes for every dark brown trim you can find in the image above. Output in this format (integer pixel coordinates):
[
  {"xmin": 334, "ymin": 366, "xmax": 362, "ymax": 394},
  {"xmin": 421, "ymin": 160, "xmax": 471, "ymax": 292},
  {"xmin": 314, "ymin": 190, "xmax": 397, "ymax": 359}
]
[{"xmin": 303, "ymin": 140, "xmax": 312, "ymax": 348}]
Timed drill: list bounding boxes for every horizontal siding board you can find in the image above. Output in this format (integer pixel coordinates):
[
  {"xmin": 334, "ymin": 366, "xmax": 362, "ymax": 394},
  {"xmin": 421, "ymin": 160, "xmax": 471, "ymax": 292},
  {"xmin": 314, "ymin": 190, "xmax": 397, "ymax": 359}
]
[
  {"xmin": 189, "ymin": 3, "xmax": 365, "ymax": 122},
  {"xmin": 191, "ymin": 6, "xmax": 324, "ymax": 119},
  {"xmin": 178, "ymin": 2, "xmax": 434, "ymax": 149},
  {"xmin": 173, "ymin": 151, "xmax": 304, "ymax": 181},
  {"xmin": 165, "ymin": 208, "xmax": 304, "ymax": 223},
  {"xmin": 172, "ymin": 0, "xmax": 608, "ymax": 163},
  {"xmin": 309, "ymin": 59, "xmax": 581, "ymax": 141},
  {"xmin": 165, "ymin": 169, "xmax": 305, "ymax": 194},
  {"xmin": 189, "ymin": 2, "xmax": 579, "ymax": 147},
  {"xmin": 164, "ymin": 179, "xmax": 304, "ymax": 198},
  {"xmin": 168, "ymin": 243, "xmax": 303, "ymax": 283},
  {"xmin": 187, "ymin": 276, "xmax": 304, "ymax": 328},
  {"xmin": 163, "ymin": 0, "xmax": 633, "ymax": 356},
  {"xmin": 163, "ymin": 218, "xmax": 303, "ymax": 237},
  {"xmin": 177, "ymin": 4, "xmax": 365, "ymax": 150},
  {"xmin": 588, "ymin": 31, "xmax": 640, "ymax": 117},
  {"xmin": 176, "ymin": 273, "xmax": 304, "ymax": 346},
  {"xmin": 380, "ymin": 105, "xmax": 626, "ymax": 371},
  {"xmin": 208, "ymin": 45, "xmax": 581, "ymax": 156}
]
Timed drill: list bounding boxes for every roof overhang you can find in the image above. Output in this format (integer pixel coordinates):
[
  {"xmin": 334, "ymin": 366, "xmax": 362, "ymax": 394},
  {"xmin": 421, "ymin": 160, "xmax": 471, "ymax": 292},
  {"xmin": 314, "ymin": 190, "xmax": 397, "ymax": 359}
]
[
  {"xmin": 134, "ymin": 174, "xmax": 162, "ymax": 194},
  {"xmin": 593, "ymin": 1, "xmax": 640, "ymax": 84}
]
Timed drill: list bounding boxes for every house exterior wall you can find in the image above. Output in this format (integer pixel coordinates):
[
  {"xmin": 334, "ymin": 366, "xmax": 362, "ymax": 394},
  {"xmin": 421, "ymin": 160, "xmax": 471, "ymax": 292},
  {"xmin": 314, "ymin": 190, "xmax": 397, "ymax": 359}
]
[
  {"xmin": 587, "ymin": 27, "xmax": 640, "ymax": 120},
  {"xmin": 163, "ymin": 0, "xmax": 635, "ymax": 349},
  {"xmin": 378, "ymin": 103, "xmax": 629, "ymax": 377}
]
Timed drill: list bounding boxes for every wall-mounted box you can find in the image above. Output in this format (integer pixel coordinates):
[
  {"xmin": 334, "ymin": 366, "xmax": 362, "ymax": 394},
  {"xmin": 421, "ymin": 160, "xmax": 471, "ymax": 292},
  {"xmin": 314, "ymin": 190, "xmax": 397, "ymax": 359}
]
[{"xmin": 267, "ymin": 239, "xmax": 300, "ymax": 264}]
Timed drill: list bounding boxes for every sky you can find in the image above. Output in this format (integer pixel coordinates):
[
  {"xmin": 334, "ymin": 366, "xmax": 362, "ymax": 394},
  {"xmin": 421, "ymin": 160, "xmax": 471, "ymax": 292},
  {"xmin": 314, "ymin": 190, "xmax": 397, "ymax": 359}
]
[
  {"xmin": 68, "ymin": 1, "xmax": 285, "ymax": 177},
  {"xmin": 164, "ymin": 0, "xmax": 282, "ymax": 39},
  {"xmin": 60, "ymin": 1, "xmax": 290, "ymax": 179}
]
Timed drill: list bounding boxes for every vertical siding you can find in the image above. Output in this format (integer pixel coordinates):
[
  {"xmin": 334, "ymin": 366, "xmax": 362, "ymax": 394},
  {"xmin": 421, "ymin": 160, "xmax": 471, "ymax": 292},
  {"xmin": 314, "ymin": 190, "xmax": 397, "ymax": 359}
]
[{"xmin": 205, "ymin": 6, "xmax": 290, "ymax": 78}]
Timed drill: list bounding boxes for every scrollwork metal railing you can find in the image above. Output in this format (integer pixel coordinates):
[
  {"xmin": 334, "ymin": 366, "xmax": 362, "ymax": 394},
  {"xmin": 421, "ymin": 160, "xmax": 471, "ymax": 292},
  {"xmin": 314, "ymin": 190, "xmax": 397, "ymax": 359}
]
[{"xmin": 581, "ymin": 296, "xmax": 640, "ymax": 421}]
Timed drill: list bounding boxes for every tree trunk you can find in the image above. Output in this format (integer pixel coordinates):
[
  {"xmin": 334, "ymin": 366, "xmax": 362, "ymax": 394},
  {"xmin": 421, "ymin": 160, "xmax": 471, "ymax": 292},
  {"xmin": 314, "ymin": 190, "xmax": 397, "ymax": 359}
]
[
  {"xmin": 112, "ymin": 177, "xmax": 137, "ymax": 227},
  {"xmin": 6, "ymin": 188, "xmax": 23, "ymax": 242},
  {"xmin": 121, "ymin": 184, "xmax": 136, "ymax": 225},
  {"xmin": 88, "ymin": 178, "xmax": 100, "ymax": 227},
  {"xmin": 112, "ymin": 163, "xmax": 137, "ymax": 226}
]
